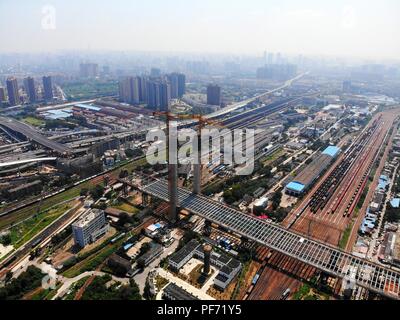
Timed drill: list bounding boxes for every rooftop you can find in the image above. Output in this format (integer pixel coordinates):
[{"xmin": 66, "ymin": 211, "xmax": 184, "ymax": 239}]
[
  {"xmin": 322, "ymin": 145, "xmax": 341, "ymax": 158},
  {"xmin": 72, "ymin": 209, "xmax": 104, "ymax": 228},
  {"xmin": 286, "ymin": 146, "xmax": 341, "ymax": 191},
  {"xmin": 169, "ymin": 239, "xmax": 200, "ymax": 265},
  {"xmin": 391, "ymin": 199, "xmax": 400, "ymax": 208},
  {"xmin": 286, "ymin": 181, "xmax": 305, "ymax": 193},
  {"xmin": 163, "ymin": 283, "xmax": 199, "ymax": 300}
]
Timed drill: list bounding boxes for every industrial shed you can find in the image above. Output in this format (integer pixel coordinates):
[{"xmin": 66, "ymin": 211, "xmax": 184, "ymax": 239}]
[{"xmin": 285, "ymin": 145, "xmax": 341, "ymax": 196}]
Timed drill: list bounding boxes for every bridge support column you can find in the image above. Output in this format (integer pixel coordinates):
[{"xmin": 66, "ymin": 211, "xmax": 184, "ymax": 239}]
[
  {"xmin": 193, "ymin": 134, "xmax": 201, "ymax": 194},
  {"xmin": 204, "ymin": 220, "xmax": 212, "ymax": 237},
  {"xmin": 168, "ymin": 121, "xmax": 178, "ymax": 223}
]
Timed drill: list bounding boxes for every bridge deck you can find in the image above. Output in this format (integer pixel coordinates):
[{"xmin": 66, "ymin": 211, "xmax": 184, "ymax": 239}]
[
  {"xmin": 140, "ymin": 179, "xmax": 400, "ymax": 300},
  {"xmin": 0, "ymin": 117, "xmax": 69, "ymax": 154}
]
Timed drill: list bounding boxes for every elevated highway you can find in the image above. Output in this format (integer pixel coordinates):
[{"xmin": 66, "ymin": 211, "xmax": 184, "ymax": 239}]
[
  {"xmin": 0, "ymin": 157, "xmax": 57, "ymax": 168},
  {"xmin": 0, "ymin": 117, "xmax": 69, "ymax": 154}
]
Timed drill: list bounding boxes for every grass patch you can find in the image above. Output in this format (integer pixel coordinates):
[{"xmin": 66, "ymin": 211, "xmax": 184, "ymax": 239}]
[
  {"xmin": 155, "ymin": 275, "xmax": 169, "ymax": 291},
  {"xmin": 63, "ymin": 80, "xmax": 118, "ymax": 100},
  {"xmin": 0, "ymin": 188, "xmax": 81, "ymax": 230},
  {"xmin": 62, "ymin": 236, "xmax": 127, "ymax": 278},
  {"xmin": 0, "ymin": 157, "xmax": 147, "ymax": 230},
  {"xmin": 261, "ymin": 149, "xmax": 284, "ymax": 166},
  {"xmin": 292, "ymin": 283, "xmax": 329, "ymax": 300},
  {"xmin": 292, "ymin": 284, "xmax": 311, "ymax": 300},
  {"xmin": 64, "ymin": 276, "xmax": 91, "ymax": 300},
  {"xmin": 22, "ymin": 116, "xmax": 45, "ymax": 127},
  {"xmin": 9, "ymin": 203, "xmax": 72, "ymax": 249},
  {"xmin": 339, "ymin": 223, "xmax": 353, "ymax": 250},
  {"xmin": 231, "ymin": 261, "xmax": 250, "ymax": 300},
  {"xmin": 112, "ymin": 202, "xmax": 139, "ymax": 214},
  {"xmin": 28, "ymin": 288, "xmax": 49, "ymax": 300}
]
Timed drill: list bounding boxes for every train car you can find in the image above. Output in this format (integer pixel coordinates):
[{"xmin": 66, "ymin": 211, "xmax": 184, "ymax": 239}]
[
  {"xmin": 31, "ymin": 237, "xmax": 43, "ymax": 248},
  {"xmin": 111, "ymin": 232, "xmax": 126, "ymax": 244},
  {"xmin": 252, "ymin": 274, "xmax": 260, "ymax": 286}
]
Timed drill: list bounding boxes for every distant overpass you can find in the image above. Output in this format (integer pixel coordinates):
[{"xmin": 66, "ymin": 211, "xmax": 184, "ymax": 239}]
[
  {"xmin": 205, "ymin": 72, "xmax": 307, "ymax": 119},
  {"xmin": 177, "ymin": 72, "xmax": 308, "ymax": 128},
  {"xmin": 0, "ymin": 117, "xmax": 69, "ymax": 154},
  {"xmin": 0, "ymin": 157, "xmax": 57, "ymax": 168}
]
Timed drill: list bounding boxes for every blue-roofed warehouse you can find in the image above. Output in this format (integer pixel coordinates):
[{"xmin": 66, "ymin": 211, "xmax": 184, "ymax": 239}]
[
  {"xmin": 322, "ymin": 146, "xmax": 341, "ymax": 158},
  {"xmin": 285, "ymin": 145, "xmax": 341, "ymax": 197},
  {"xmin": 390, "ymin": 198, "xmax": 400, "ymax": 208},
  {"xmin": 286, "ymin": 182, "xmax": 306, "ymax": 195}
]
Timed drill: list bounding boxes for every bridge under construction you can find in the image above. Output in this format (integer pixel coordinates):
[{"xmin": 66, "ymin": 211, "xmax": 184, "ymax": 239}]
[{"xmin": 135, "ymin": 177, "xmax": 400, "ymax": 300}]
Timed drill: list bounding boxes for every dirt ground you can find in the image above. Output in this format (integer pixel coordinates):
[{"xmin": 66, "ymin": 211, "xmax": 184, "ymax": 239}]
[{"xmin": 51, "ymin": 227, "xmax": 116, "ymax": 267}]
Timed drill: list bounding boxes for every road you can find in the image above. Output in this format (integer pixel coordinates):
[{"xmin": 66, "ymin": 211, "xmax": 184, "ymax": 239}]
[
  {"xmin": 0, "ymin": 157, "xmax": 57, "ymax": 168},
  {"xmin": 205, "ymin": 72, "xmax": 308, "ymax": 119},
  {"xmin": 36, "ymin": 99, "xmax": 97, "ymax": 112},
  {"xmin": 52, "ymin": 270, "xmax": 130, "ymax": 300},
  {"xmin": 133, "ymin": 232, "xmax": 181, "ymax": 295}
]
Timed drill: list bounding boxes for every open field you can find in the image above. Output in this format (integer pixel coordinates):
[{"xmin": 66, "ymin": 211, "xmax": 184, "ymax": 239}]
[
  {"xmin": 9, "ymin": 203, "xmax": 73, "ymax": 249},
  {"xmin": 112, "ymin": 202, "xmax": 139, "ymax": 214},
  {"xmin": 21, "ymin": 116, "xmax": 45, "ymax": 127},
  {"xmin": 62, "ymin": 80, "xmax": 118, "ymax": 100}
]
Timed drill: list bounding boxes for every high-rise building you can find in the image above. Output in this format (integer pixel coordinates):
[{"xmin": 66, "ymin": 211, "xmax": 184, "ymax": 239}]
[
  {"xmin": 119, "ymin": 77, "xmax": 130, "ymax": 103},
  {"xmin": 102, "ymin": 65, "xmax": 110, "ymax": 75},
  {"xmin": 146, "ymin": 80, "xmax": 171, "ymax": 111},
  {"xmin": 137, "ymin": 76, "xmax": 148, "ymax": 103},
  {"xmin": 0, "ymin": 87, "xmax": 6, "ymax": 104},
  {"xmin": 42, "ymin": 76, "xmax": 54, "ymax": 101},
  {"xmin": 146, "ymin": 80, "xmax": 160, "ymax": 109},
  {"xmin": 267, "ymin": 53, "xmax": 274, "ymax": 65},
  {"xmin": 177, "ymin": 73, "xmax": 186, "ymax": 98},
  {"xmin": 159, "ymin": 81, "xmax": 171, "ymax": 111},
  {"xmin": 118, "ymin": 76, "xmax": 140, "ymax": 104},
  {"xmin": 276, "ymin": 52, "xmax": 282, "ymax": 64},
  {"xmin": 130, "ymin": 77, "xmax": 140, "ymax": 104},
  {"xmin": 80, "ymin": 63, "xmax": 99, "ymax": 78},
  {"xmin": 207, "ymin": 84, "xmax": 221, "ymax": 106},
  {"xmin": 24, "ymin": 77, "xmax": 37, "ymax": 103},
  {"xmin": 167, "ymin": 73, "xmax": 179, "ymax": 99},
  {"xmin": 6, "ymin": 77, "xmax": 20, "ymax": 106},
  {"xmin": 256, "ymin": 64, "xmax": 297, "ymax": 81},
  {"xmin": 72, "ymin": 209, "xmax": 109, "ymax": 248},
  {"xmin": 167, "ymin": 73, "xmax": 186, "ymax": 99},
  {"xmin": 343, "ymin": 80, "xmax": 352, "ymax": 93},
  {"xmin": 150, "ymin": 68, "xmax": 161, "ymax": 77}
]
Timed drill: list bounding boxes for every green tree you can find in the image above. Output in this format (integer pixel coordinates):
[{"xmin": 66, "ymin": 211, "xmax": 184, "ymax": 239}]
[
  {"xmin": 90, "ymin": 185, "xmax": 105, "ymax": 200},
  {"xmin": 0, "ymin": 234, "xmax": 11, "ymax": 246}
]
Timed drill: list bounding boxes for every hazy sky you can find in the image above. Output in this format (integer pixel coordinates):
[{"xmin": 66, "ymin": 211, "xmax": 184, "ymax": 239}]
[{"xmin": 0, "ymin": 0, "xmax": 399, "ymax": 59}]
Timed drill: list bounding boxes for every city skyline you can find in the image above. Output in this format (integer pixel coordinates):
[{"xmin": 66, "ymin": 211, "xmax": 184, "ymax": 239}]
[{"xmin": 0, "ymin": 0, "xmax": 399, "ymax": 60}]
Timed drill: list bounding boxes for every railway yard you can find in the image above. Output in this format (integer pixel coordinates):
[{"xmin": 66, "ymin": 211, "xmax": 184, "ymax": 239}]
[{"xmin": 248, "ymin": 109, "xmax": 400, "ymax": 300}]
